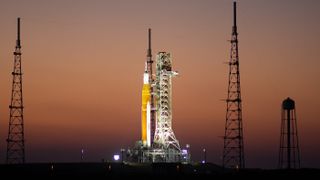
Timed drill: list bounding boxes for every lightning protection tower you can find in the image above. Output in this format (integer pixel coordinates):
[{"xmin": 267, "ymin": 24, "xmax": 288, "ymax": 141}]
[
  {"xmin": 222, "ymin": 1, "xmax": 245, "ymax": 169},
  {"xmin": 153, "ymin": 52, "xmax": 181, "ymax": 162},
  {"xmin": 279, "ymin": 97, "xmax": 300, "ymax": 169},
  {"xmin": 6, "ymin": 17, "xmax": 25, "ymax": 164}
]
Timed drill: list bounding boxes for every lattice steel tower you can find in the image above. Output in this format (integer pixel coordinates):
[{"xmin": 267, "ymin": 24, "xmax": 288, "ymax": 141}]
[
  {"xmin": 223, "ymin": 1, "xmax": 245, "ymax": 168},
  {"xmin": 6, "ymin": 17, "xmax": 25, "ymax": 164},
  {"xmin": 153, "ymin": 52, "xmax": 181, "ymax": 162},
  {"xmin": 279, "ymin": 97, "xmax": 300, "ymax": 169}
]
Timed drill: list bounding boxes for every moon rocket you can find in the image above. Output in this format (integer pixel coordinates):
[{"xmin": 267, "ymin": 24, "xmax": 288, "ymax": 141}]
[{"xmin": 141, "ymin": 63, "xmax": 151, "ymax": 147}]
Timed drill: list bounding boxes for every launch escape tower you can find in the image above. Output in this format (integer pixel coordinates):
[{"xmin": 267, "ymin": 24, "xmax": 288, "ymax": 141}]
[
  {"xmin": 152, "ymin": 52, "xmax": 181, "ymax": 162},
  {"xmin": 6, "ymin": 18, "xmax": 25, "ymax": 164},
  {"xmin": 223, "ymin": 1, "xmax": 245, "ymax": 168},
  {"xmin": 279, "ymin": 98, "xmax": 300, "ymax": 169}
]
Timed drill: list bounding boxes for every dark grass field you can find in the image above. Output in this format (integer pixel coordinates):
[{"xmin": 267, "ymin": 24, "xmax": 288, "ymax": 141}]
[{"xmin": 1, "ymin": 162, "xmax": 319, "ymax": 178}]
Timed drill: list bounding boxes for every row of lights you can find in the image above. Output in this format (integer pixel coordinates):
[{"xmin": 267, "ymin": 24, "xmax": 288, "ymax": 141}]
[
  {"xmin": 112, "ymin": 147, "xmax": 207, "ymax": 163},
  {"xmin": 79, "ymin": 148, "xmax": 207, "ymax": 163}
]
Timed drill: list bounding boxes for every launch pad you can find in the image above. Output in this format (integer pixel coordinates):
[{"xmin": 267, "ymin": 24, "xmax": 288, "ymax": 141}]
[{"xmin": 127, "ymin": 144, "xmax": 189, "ymax": 163}]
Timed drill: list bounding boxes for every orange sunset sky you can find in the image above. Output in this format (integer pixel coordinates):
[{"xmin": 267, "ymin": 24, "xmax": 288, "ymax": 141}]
[{"xmin": 0, "ymin": 0, "xmax": 319, "ymax": 168}]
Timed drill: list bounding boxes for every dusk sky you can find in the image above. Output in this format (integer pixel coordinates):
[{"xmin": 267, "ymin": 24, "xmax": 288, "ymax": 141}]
[{"xmin": 0, "ymin": 0, "xmax": 320, "ymax": 168}]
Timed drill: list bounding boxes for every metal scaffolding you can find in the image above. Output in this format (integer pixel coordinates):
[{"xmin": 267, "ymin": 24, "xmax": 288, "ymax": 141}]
[{"xmin": 153, "ymin": 52, "xmax": 181, "ymax": 162}]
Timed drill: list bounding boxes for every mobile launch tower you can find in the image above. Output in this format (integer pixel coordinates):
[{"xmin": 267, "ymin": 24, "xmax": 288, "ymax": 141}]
[{"xmin": 152, "ymin": 52, "xmax": 181, "ymax": 162}]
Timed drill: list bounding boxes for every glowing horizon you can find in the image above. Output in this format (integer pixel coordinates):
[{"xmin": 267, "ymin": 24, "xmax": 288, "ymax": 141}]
[{"xmin": 0, "ymin": 0, "xmax": 319, "ymax": 168}]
